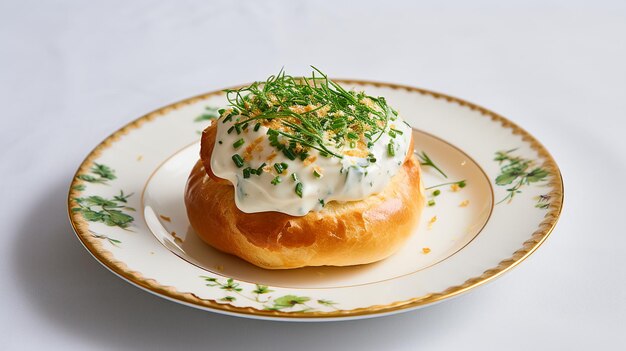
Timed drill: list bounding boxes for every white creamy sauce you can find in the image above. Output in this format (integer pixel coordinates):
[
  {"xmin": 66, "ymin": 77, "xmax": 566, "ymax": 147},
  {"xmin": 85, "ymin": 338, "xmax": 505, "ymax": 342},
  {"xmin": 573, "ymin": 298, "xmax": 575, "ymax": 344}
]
[{"xmin": 210, "ymin": 115, "xmax": 412, "ymax": 216}]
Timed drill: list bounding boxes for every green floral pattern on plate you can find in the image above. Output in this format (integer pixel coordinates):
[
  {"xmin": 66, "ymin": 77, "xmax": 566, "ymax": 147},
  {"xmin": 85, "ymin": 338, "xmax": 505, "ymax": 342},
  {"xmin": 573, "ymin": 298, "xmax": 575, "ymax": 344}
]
[
  {"xmin": 76, "ymin": 163, "xmax": 117, "ymax": 185},
  {"xmin": 201, "ymin": 276, "xmax": 339, "ymax": 312},
  {"xmin": 494, "ymin": 149, "xmax": 549, "ymax": 206},
  {"xmin": 72, "ymin": 163, "xmax": 136, "ymax": 244},
  {"xmin": 72, "ymin": 191, "xmax": 135, "ymax": 229}
]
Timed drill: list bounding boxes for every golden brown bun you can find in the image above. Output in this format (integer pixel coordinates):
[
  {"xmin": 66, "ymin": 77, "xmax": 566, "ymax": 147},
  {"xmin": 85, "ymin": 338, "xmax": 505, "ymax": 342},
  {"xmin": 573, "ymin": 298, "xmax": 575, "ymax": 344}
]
[{"xmin": 184, "ymin": 124, "xmax": 425, "ymax": 269}]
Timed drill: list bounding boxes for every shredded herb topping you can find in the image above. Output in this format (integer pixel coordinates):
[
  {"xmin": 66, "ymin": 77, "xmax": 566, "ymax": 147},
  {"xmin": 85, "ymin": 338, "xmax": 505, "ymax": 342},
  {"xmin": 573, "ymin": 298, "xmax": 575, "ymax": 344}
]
[{"xmin": 222, "ymin": 67, "xmax": 399, "ymax": 161}]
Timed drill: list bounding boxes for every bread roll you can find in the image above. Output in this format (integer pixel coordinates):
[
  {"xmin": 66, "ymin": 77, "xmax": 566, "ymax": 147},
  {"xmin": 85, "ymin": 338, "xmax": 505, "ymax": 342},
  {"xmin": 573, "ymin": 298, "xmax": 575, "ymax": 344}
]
[{"xmin": 184, "ymin": 125, "xmax": 425, "ymax": 269}]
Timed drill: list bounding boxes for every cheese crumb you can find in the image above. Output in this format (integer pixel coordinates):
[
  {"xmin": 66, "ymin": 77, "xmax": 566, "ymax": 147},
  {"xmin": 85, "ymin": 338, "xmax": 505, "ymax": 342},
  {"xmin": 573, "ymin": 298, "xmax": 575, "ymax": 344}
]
[
  {"xmin": 159, "ymin": 215, "xmax": 171, "ymax": 222},
  {"xmin": 303, "ymin": 155, "xmax": 317, "ymax": 166},
  {"xmin": 422, "ymin": 247, "xmax": 431, "ymax": 254},
  {"xmin": 451, "ymin": 183, "xmax": 460, "ymax": 192},
  {"xmin": 266, "ymin": 152, "xmax": 277, "ymax": 162},
  {"xmin": 170, "ymin": 231, "xmax": 183, "ymax": 244},
  {"xmin": 428, "ymin": 215, "xmax": 437, "ymax": 229},
  {"xmin": 459, "ymin": 200, "xmax": 470, "ymax": 207}
]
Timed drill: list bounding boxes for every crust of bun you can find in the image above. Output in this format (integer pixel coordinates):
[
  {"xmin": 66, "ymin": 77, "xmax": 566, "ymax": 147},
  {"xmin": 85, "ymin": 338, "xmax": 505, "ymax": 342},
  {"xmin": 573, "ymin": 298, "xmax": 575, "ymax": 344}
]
[{"xmin": 185, "ymin": 124, "xmax": 425, "ymax": 269}]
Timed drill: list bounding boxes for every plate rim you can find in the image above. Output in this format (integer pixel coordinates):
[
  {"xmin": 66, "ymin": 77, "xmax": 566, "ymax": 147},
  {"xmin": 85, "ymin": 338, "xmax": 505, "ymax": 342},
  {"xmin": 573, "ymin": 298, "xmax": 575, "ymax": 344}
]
[{"xmin": 67, "ymin": 79, "xmax": 564, "ymax": 319}]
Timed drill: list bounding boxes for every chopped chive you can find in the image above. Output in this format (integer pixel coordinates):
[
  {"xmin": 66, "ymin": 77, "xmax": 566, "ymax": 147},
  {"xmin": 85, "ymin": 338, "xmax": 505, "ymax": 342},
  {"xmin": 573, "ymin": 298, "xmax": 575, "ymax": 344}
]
[
  {"xmin": 368, "ymin": 156, "xmax": 377, "ymax": 163},
  {"xmin": 300, "ymin": 152, "xmax": 309, "ymax": 161},
  {"xmin": 428, "ymin": 200, "xmax": 436, "ymax": 207},
  {"xmin": 295, "ymin": 183, "xmax": 303, "ymax": 198},
  {"xmin": 318, "ymin": 199, "xmax": 325, "ymax": 207},
  {"xmin": 347, "ymin": 132, "xmax": 359, "ymax": 140},
  {"xmin": 234, "ymin": 124, "xmax": 242, "ymax": 134},
  {"xmin": 391, "ymin": 128, "xmax": 404, "ymax": 135},
  {"xmin": 387, "ymin": 142, "xmax": 395, "ymax": 156},
  {"xmin": 388, "ymin": 130, "xmax": 397, "ymax": 138},
  {"xmin": 291, "ymin": 173, "xmax": 299, "ymax": 182},
  {"xmin": 227, "ymin": 126, "xmax": 235, "ymax": 134},
  {"xmin": 459, "ymin": 180, "xmax": 467, "ymax": 188},
  {"xmin": 392, "ymin": 109, "xmax": 399, "ymax": 116},
  {"xmin": 253, "ymin": 123, "xmax": 261, "ymax": 131},
  {"xmin": 218, "ymin": 108, "xmax": 226, "ymax": 116},
  {"xmin": 367, "ymin": 141, "xmax": 374, "ymax": 148},
  {"xmin": 243, "ymin": 168, "xmax": 251, "ymax": 178},
  {"xmin": 349, "ymin": 141, "xmax": 356, "ymax": 148},
  {"xmin": 222, "ymin": 115, "xmax": 232, "ymax": 123},
  {"xmin": 281, "ymin": 162, "xmax": 288, "ymax": 170},
  {"xmin": 241, "ymin": 122, "xmax": 249, "ymax": 130},
  {"xmin": 268, "ymin": 136, "xmax": 280, "ymax": 147},
  {"xmin": 232, "ymin": 154, "xmax": 244, "ymax": 168},
  {"xmin": 313, "ymin": 169, "xmax": 322, "ymax": 178},
  {"xmin": 274, "ymin": 163, "xmax": 284, "ymax": 174},
  {"xmin": 256, "ymin": 162, "xmax": 266, "ymax": 174},
  {"xmin": 218, "ymin": 140, "xmax": 223, "ymax": 144},
  {"xmin": 282, "ymin": 148, "xmax": 296, "ymax": 160},
  {"xmin": 271, "ymin": 176, "xmax": 281, "ymax": 185},
  {"xmin": 331, "ymin": 119, "xmax": 346, "ymax": 130},
  {"xmin": 433, "ymin": 189, "xmax": 441, "ymax": 196},
  {"xmin": 233, "ymin": 138, "xmax": 245, "ymax": 149}
]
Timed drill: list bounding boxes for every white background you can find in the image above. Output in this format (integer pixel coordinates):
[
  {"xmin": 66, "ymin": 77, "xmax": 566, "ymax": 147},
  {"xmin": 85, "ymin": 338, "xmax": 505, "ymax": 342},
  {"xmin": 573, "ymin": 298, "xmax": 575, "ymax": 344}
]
[{"xmin": 1, "ymin": 0, "xmax": 625, "ymax": 350}]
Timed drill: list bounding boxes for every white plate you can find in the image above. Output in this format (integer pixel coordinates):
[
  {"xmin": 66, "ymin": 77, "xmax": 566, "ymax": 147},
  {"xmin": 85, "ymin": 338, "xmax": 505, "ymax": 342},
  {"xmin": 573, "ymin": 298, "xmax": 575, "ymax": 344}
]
[{"xmin": 68, "ymin": 81, "xmax": 563, "ymax": 321}]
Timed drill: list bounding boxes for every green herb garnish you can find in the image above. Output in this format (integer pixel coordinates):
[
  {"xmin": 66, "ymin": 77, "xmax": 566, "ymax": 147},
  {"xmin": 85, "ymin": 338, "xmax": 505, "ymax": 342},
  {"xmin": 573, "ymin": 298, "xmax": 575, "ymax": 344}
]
[
  {"xmin": 387, "ymin": 142, "xmax": 395, "ymax": 156},
  {"xmin": 232, "ymin": 154, "xmax": 244, "ymax": 168},
  {"xmin": 233, "ymin": 138, "xmax": 245, "ymax": 149},
  {"xmin": 274, "ymin": 163, "xmax": 286, "ymax": 174},
  {"xmin": 224, "ymin": 67, "xmax": 397, "ymax": 160},
  {"xmin": 271, "ymin": 176, "xmax": 282, "ymax": 185},
  {"xmin": 417, "ymin": 151, "xmax": 447, "ymax": 178},
  {"xmin": 425, "ymin": 180, "xmax": 467, "ymax": 190},
  {"xmin": 295, "ymin": 183, "xmax": 303, "ymax": 197}
]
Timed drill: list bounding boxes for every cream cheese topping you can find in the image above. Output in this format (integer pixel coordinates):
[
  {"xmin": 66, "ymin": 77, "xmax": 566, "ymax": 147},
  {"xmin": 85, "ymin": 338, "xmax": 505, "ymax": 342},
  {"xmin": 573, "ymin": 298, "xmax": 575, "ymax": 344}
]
[{"xmin": 210, "ymin": 114, "xmax": 412, "ymax": 216}]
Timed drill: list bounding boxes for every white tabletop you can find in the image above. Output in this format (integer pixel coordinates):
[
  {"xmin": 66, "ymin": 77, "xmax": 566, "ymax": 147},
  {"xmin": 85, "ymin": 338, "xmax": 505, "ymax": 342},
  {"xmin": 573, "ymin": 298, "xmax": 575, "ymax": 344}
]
[{"xmin": 2, "ymin": 1, "xmax": 625, "ymax": 350}]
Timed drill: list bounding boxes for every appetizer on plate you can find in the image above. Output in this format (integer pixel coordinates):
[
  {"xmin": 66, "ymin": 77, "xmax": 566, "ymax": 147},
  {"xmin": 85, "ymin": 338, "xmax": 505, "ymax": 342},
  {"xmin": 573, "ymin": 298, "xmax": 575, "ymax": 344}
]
[{"xmin": 185, "ymin": 69, "xmax": 425, "ymax": 269}]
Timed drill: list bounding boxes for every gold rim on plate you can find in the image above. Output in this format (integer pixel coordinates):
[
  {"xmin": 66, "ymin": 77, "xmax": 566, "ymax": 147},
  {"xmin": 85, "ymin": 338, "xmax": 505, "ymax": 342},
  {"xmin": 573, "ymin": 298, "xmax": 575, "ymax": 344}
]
[{"xmin": 67, "ymin": 80, "xmax": 564, "ymax": 319}]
